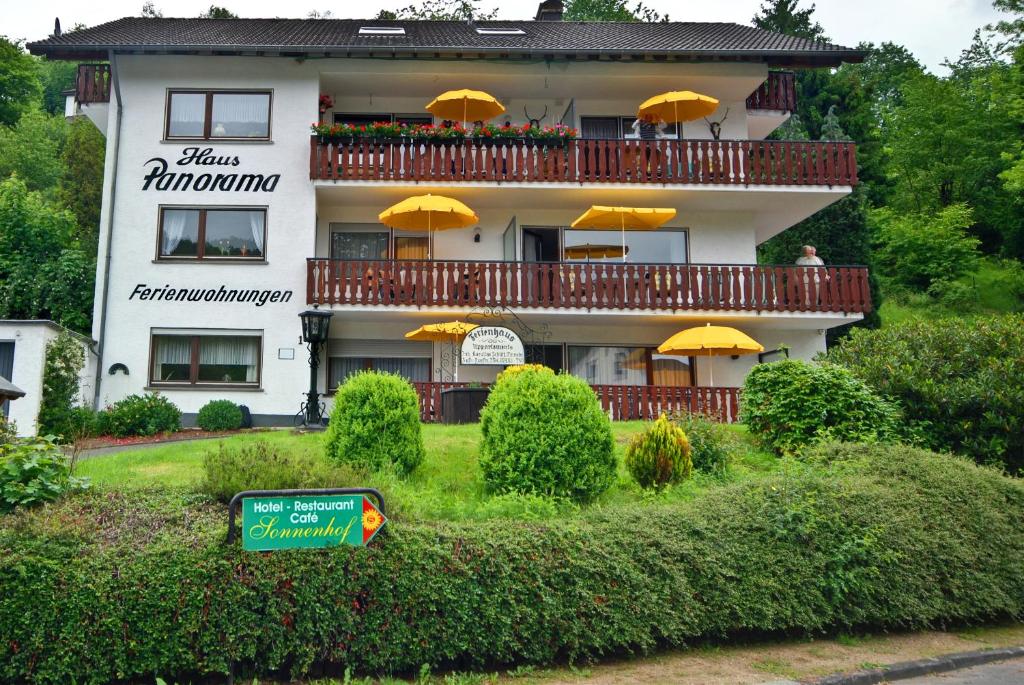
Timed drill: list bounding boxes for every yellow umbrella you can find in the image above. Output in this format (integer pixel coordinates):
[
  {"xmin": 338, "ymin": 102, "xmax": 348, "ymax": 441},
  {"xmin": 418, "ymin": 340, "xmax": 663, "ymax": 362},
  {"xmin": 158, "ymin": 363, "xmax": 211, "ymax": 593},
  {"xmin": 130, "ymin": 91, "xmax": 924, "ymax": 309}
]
[
  {"xmin": 405, "ymin": 321, "xmax": 479, "ymax": 382},
  {"xmin": 570, "ymin": 206, "xmax": 677, "ymax": 262},
  {"xmin": 638, "ymin": 90, "xmax": 719, "ymax": 124},
  {"xmin": 404, "ymin": 321, "xmax": 478, "ymax": 342},
  {"xmin": 563, "ymin": 243, "xmax": 628, "ymax": 261},
  {"xmin": 379, "ymin": 194, "xmax": 479, "ymax": 260},
  {"xmin": 426, "ymin": 89, "xmax": 505, "ymax": 125},
  {"xmin": 657, "ymin": 324, "xmax": 764, "ymax": 386}
]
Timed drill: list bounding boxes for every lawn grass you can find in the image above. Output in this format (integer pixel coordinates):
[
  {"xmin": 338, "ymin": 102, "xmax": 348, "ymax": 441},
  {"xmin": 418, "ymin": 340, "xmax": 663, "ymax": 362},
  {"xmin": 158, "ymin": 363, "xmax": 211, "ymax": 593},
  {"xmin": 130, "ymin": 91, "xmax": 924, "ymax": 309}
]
[{"xmin": 75, "ymin": 420, "xmax": 780, "ymax": 522}]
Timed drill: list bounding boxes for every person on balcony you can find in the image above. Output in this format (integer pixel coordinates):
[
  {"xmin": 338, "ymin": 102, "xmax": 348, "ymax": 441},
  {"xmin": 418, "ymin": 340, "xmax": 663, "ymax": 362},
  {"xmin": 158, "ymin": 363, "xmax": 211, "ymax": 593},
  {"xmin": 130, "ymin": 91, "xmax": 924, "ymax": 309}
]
[
  {"xmin": 796, "ymin": 245, "xmax": 826, "ymax": 305},
  {"xmin": 632, "ymin": 113, "xmax": 665, "ymax": 176}
]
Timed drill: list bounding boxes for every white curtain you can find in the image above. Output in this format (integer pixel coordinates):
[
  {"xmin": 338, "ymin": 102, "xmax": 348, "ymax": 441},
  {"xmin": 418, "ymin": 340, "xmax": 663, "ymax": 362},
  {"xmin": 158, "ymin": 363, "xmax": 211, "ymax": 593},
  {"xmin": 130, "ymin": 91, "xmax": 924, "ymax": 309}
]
[
  {"xmin": 153, "ymin": 336, "xmax": 192, "ymax": 381},
  {"xmin": 168, "ymin": 93, "xmax": 206, "ymax": 137},
  {"xmin": 248, "ymin": 211, "xmax": 265, "ymax": 255},
  {"xmin": 161, "ymin": 210, "xmax": 190, "ymax": 255},
  {"xmin": 211, "ymin": 94, "xmax": 270, "ymax": 137},
  {"xmin": 199, "ymin": 337, "xmax": 258, "ymax": 382}
]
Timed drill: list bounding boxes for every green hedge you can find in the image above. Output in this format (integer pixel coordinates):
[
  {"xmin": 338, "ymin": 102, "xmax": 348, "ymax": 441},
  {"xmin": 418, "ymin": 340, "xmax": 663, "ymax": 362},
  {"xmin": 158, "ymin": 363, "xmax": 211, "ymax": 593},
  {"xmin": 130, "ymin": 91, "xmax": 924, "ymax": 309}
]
[{"xmin": 1, "ymin": 444, "xmax": 1022, "ymax": 683}]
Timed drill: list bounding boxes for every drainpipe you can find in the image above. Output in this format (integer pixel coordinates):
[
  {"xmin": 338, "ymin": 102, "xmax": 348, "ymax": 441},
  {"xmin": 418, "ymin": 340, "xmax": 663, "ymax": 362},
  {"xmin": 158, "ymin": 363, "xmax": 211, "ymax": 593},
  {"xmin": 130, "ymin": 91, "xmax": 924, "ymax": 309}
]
[{"xmin": 92, "ymin": 50, "xmax": 123, "ymax": 411}]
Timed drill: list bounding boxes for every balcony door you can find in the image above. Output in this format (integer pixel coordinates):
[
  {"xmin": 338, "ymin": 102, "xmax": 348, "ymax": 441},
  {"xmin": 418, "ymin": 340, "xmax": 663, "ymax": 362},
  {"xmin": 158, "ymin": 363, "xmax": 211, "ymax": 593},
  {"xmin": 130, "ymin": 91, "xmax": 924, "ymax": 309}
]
[{"xmin": 522, "ymin": 227, "xmax": 559, "ymax": 262}]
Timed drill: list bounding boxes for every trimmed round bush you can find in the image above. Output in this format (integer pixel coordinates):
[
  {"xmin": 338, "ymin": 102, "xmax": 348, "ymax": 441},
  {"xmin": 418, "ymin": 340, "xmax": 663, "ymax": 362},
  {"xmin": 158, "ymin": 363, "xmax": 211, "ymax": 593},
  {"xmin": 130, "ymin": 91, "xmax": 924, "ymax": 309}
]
[
  {"xmin": 740, "ymin": 359, "xmax": 901, "ymax": 456},
  {"xmin": 480, "ymin": 368, "xmax": 615, "ymax": 502},
  {"xmin": 95, "ymin": 393, "xmax": 181, "ymax": 437},
  {"xmin": 196, "ymin": 400, "xmax": 243, "ymax": 432},
  {"xmin": 495, "ymin": 363, "xmax": 554, "ymax": 383},
  {"xmin": 673, "ymin": 413, "xmax": 732, "ymax": 475},
  {"xmin": 325, "ymin": 370, "xmax": 424, "ymax": 474},
  {"xmin": 625, "ymin": 414, "xmax": 693, "ymax": 489}
]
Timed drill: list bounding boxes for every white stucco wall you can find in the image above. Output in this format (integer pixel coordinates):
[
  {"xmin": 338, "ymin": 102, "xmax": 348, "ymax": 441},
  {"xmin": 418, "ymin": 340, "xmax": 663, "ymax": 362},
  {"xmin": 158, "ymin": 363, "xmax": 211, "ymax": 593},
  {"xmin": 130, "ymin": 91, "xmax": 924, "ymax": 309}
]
[{"xmin": 0, "ymin": 321, "xmax": 96, "ymax": 437}]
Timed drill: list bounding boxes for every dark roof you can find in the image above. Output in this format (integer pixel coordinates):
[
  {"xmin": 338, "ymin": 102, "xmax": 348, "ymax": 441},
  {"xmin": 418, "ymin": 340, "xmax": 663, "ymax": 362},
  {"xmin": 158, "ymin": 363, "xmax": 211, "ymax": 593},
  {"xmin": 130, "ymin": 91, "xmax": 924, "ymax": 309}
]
[
  {"xmin": 27, "ymin": 18, "xmax": 865, "ymax": 66},
  {"xmin": 0, "ymin": 376, "xmax": 25, "ymax": 400}
]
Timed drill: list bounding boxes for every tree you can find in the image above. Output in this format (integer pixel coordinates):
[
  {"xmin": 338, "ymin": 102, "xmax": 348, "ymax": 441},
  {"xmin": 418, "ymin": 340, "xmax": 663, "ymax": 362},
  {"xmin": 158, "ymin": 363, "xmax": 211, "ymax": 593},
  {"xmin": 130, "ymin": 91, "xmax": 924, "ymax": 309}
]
[
  {"xmin": 59, "ymin": 118, "xmax": 106, "ymax": 250},
  {"xmin": 199, "ymin": 6, "xmax": 238, "ymax": 18},
  {"xmin": 0, "ymin": 37, "xmax": 43, "ymax": 127},
  {"xmin": 563, "ymin": 0, "xmax": 667, "ymax": 22},
  {"xmin": 0, "ymin": 107, "xmax": 68, "ymax": 194},
  {"xmin": 752, "ymin": 0, "xmax": 825, "ymax": 41},
  {"xmin": 140, "ymin": 2, "xmax": 163, "ymax": 18},
  {"xmin": 389, "ymin": 0, "xmax": 496, "ymax": 20},
  {"xmin": 0, "ymin": 176, "xmax": 94, "ymax": 333},
  {"xmin": 35, "ymin": 58, "xmax": 78, "ymax": 116}
]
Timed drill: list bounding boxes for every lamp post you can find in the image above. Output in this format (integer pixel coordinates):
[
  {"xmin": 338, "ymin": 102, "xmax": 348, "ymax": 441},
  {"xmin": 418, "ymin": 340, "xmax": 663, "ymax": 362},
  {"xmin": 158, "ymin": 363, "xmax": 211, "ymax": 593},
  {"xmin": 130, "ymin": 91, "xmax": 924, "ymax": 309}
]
[{"xmin": 298, "ymin": 305, "xmax": 333, "ymax": 426}]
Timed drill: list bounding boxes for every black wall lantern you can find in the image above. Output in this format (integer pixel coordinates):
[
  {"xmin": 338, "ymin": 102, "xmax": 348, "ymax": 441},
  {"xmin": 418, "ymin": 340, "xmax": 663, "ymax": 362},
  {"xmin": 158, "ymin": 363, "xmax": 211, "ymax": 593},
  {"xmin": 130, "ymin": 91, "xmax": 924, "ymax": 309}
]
[{"xmin": 298, "ymin": 305, "xmax": 333, "ymax": 426}]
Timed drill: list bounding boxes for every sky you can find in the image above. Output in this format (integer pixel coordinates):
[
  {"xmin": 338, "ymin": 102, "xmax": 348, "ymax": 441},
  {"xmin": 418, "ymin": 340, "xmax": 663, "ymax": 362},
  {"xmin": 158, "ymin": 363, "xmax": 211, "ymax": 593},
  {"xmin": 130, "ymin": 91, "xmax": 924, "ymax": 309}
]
[{"xmin": 2, "ymin": 0, "xmax": 1007, "ymax": 74}]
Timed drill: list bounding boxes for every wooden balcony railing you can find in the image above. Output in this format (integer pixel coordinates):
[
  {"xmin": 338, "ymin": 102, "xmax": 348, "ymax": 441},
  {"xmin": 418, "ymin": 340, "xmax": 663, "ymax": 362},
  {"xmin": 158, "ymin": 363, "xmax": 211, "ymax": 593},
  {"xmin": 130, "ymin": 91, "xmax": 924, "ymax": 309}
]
[
  {"xmin": 307, "ymin": 260, "xmax": 872, "ymax": 314},
  {"xmin": 309, "ymin": 136, "xmax": 857, "ymax": 186},
  {"xmin": 412, "ymin": 382, "xmax": 741, "ymax": 423},
  {"xmin": 746, "ymin": 71, "xmax": 797, "ymax": 112},
  {"xmin": 76, "ymin": 64, "xmax": 111, "ymax": 104}
]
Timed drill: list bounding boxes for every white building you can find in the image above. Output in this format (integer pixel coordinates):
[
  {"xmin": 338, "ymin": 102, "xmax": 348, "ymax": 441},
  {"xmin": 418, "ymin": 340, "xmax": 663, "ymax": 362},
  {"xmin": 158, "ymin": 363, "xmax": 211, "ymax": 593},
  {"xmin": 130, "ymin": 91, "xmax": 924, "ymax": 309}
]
[
  {"xmin": 0, "ymin": 321, "xmax": 96, "ymax": 436},
  {"xmin": 29, "ymin": 4, "xmax": 870, "ymax": 426}
]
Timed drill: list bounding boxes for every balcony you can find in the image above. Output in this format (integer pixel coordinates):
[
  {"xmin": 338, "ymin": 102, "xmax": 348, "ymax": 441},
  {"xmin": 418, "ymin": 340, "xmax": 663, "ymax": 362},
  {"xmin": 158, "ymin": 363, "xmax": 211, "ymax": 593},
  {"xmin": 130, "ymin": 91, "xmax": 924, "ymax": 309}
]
[
  {"xmin": 76, "ymin": 64, "xmax": 111, "ymax": 104},
  {"xmin": 746, "ymin": 71, "xmax": 797, "ymax": 112},
  {"xmin": 309, "ymin": 137, "xmax": 857, "ymax": 187},
  {"xmin": 413, "ymin": 382, "xmax": 741, "ymax": 423},
  {"xmin": 307, "ymin": 259, "xmax": 872, "ymax": 314}
]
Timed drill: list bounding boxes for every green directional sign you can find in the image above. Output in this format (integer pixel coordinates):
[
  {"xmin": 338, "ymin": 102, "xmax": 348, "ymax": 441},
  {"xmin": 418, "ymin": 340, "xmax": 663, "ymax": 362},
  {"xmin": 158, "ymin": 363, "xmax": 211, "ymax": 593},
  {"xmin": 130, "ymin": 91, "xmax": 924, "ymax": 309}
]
[{"xmin": 241, "ymin": 494, "xmax": 387, "ymax": 551}]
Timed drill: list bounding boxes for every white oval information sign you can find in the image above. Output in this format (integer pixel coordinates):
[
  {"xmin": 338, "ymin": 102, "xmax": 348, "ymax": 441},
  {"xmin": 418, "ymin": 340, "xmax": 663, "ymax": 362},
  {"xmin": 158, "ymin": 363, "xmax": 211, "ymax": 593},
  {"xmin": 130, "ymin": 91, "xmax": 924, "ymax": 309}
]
[{"xmin": 461, "ymin": 326, "xmax": 525, "ymax": 366}]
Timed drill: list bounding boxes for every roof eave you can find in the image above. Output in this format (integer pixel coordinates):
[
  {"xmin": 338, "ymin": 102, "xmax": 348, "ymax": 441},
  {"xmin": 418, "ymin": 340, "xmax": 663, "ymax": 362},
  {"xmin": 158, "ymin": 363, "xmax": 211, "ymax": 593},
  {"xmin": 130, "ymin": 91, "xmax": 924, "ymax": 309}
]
[{"xmin": 27, "ymin": 41, "xmax": 867, "ymax": 67}]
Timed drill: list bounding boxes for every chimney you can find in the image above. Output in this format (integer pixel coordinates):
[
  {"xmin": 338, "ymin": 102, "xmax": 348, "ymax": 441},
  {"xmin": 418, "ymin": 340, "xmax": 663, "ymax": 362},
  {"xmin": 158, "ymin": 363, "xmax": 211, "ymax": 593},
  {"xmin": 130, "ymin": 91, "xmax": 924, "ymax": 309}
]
[{"xmin": 535, "ymin": 0, "xmax": 564, "ymax": 21}]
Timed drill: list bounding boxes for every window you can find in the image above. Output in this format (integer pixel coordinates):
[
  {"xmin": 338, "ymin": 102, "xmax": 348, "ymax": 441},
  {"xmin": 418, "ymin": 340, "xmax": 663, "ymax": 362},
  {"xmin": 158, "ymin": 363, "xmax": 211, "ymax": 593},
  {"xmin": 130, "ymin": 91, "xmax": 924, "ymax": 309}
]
[
  {"xmin": 476, "ymin": 27, "xmax": 526, "ymax": 35},
  {"xmin": 579, "ymin": 115, "xmax": 678, "ymax": 140},
  {"xmin": 150, "ymin": 333, "xmax": 261, "ymax": 386},
  {"xmin": 333, "ymin": 112, "xmax": 432, "ymax": 127},
  {"xmin": 329, "ymin": 357, "xmax": 430, "ymax": 389},
  {"xmin": 159, "ymin": 207, "xmax": 265, "ymax": 260},
  {"xmin": 568, "ymin": 346, "xmax": 647, "ymax": 386},
  {"xmin": 650, "ymin": 354, "xmax": 695, "ymax": 386},
  {"xmin": 563, "ymin": 228, "xmax": 687, "ymax": 264},
  {"xmin": 166, "ymin": 90, "xmax": 271, "ymax": 140},
  {"xmin": 359, "ymin": 26, "xmax": 406, "ymax": 35},
  {"xmin": 328, "ymin": 224, "xmax": 428, "ymax": 260}
]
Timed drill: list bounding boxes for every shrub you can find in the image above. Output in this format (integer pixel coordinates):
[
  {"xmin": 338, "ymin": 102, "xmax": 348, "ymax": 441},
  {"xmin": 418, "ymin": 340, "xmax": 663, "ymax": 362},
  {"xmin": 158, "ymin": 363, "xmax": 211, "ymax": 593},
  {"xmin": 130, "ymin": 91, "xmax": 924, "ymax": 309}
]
[
  {"xmin": 673, "ymin": 413, "xmax": 733, "ymax": 475},
  {"xmin": 740, "ymin": 359, "xmax": 901, "ymax": 456},
  {"xmin": 0, "ymin": 418, "xmax": 16, "ymax": 446},
  {"xmin": 325, "ymin": 371, "xmax": 424, "ymax": 474},
  {"xmin": 0, "ymin": 435, "xmax": 88, "ymax": 513},
  {"xmin": 201, "ymin": 440, "xmax": 355, "ymax": 502},
  {"xmin": 96, "ymin": 393, "xmax": 181, "ymax": 438},
  {"xmin": 827, "ymin": 314, "xmax": 1024, "ymax": 472},
  {"xmin": 36, "ymin": 331, "xmax": 85, "ymax": 441},
  {"xmin": 196, "ymin": 400, "xmax": 243, "ymax": 432},
  {"xmin": 495, "ymin": 363, "xmax": 554, "ymax": 383},
  {"xmin": 625, "ymin": 414, "xmax": 692, "ymax": 489},
  {"xmin": 1, "ymin": 443, "xmax": 1022, "ymax": 683},
  {"xmin": 480, "ymin": 368, "xmax": 615, "ymax": 502}
]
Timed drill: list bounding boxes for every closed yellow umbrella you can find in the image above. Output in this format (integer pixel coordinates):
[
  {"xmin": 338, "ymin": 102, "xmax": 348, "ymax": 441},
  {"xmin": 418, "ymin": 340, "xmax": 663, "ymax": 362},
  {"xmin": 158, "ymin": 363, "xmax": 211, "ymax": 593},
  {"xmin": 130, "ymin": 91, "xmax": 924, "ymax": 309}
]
[
  {"xmin": 563, "ymin": 243, "xmax": 628, "ymax": 261},
  {"xmin": 404, "ymin": 321, "xmax": 478, "ymax": 342},
  {"xmin": 379, "ymin": 194, "xmax": 478, "ymax": 259},
  {"xmin": 657, "ymin": 324, "xmax": 763, "ymax": 386},
  {"xmin": 570, "ymin": 205, "xmax": 676, "ymax": 262},
  {"xmin": 638, "ymin": 90, "xmax": 719, "ymax": 124},
  {"xmin": 426, "ymin": 89, "xmax": 505, "ymax": 125},
  {"xmin": 405, "ymin": 321, "xmax": 479, "ymax": 381}
]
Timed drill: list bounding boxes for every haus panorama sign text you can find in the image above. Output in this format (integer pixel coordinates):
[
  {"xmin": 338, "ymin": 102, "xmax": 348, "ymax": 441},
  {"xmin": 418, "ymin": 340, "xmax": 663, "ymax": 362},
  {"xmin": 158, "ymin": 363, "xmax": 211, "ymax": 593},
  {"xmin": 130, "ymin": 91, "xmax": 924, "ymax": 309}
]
[
  {"xmin": 461, "ymin": 326, "xmax": 525, "ymax": 366},
  {"xmin": 142, "ymin": 147, "xmax": 280, "ymax": 193}
]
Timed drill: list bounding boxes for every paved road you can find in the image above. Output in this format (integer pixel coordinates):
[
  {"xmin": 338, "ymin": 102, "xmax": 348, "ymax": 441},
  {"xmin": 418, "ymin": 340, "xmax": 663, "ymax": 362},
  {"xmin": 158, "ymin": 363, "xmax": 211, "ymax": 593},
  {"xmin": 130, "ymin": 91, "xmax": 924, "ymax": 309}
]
[{"xmin": 896, "ymin": 658, "xmax": 1024, "ymax": 684}]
